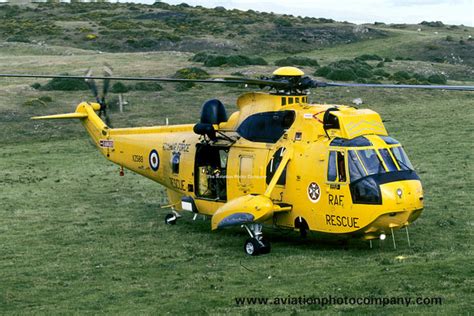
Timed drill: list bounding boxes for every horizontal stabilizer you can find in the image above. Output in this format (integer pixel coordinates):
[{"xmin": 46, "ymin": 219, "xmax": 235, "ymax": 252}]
[{"xmin": 31, "ymin": 112, "xmax": 88, "ymax": 120}]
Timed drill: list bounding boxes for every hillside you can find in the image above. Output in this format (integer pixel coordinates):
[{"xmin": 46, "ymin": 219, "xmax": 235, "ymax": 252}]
[{"xmin": 1, "ymin": 2, "xmax": 473, "ymax": 66}]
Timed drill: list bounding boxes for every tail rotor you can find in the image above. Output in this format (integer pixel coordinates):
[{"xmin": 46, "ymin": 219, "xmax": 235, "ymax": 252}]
[{"xmin": 84, "ymin": 64, "xmax": 114, "ymax": 127}]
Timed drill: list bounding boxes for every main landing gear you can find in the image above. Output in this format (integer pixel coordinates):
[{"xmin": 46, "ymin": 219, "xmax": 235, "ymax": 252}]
[{"xmin": 243, "ymin": 224, "xmax": 271, "ymax": 256}]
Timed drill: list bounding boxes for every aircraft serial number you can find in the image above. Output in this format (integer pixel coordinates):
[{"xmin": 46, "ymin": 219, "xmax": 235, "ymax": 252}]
[{"xmin": 132, "ymin": 155, "xmax": 143, "ymax": 163}]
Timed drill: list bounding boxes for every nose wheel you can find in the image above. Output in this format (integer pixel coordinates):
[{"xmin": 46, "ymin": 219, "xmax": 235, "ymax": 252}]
[
  {"xmin": 164, "ymin": 211, "xmax": 180, "ymax": 225},
  {"xmin": 243, "ymin": 224, "xmax": 271, "ymax": 256}
]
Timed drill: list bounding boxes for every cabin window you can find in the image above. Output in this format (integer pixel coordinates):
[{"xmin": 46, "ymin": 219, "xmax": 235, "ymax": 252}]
[
  {"xmin": 239, "ymin": 156, "xmax": 253, "ymax": 186},
  {"xmin": 237, "ymin": 110, "xmax": 295, "ymax": 143},
  {"xmin": 171, "ymin": 152, "xmax": 180, "ymax": 174},
  {"xmin": 328, "ymin": 151, "xmax": 347, "ymax": 182},
  {"xmin": 288, "ymin": 97, "xmax": 294, "ymax": 104},
  {"xmin": 281, "ymin": 97, "xmax": 287, "ymax": 106},
  {"xmin": 337, "ymin": 151, "xmax": 346, "ymax": 182},
  {"xmin": 327, "ymin": 151, "xmax": 337, "ymax": 181},
  {"xmin": 295, "ymin": 97, "xmax": 300, "ymax": 103}
]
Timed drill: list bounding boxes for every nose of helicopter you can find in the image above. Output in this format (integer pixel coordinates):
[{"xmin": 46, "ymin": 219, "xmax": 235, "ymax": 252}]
[
  {"xmin": 363, "ymin": 180, "xmax": 424, "ymax": 239},
  {"xmin": 380, "ymin": 179, "xmax": 424, "ymax": 211}
]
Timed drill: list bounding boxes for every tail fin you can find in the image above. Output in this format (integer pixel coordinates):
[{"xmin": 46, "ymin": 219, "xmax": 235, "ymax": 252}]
[{"xmin": 32, "ymin": 102, "xmax": 109, "ymax": 152}]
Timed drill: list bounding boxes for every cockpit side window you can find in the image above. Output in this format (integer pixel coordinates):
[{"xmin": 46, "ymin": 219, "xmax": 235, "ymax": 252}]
[
  {"xmin": 327, "ymin": 150, "xmax": 346, "ymax": 182},
  {"xmin": 337, "ymin": 151, "xmax": 346, "ymax": 182},
  {"xmin": 390, "ymin": 146, "xmax": 414, "ymax": 170},
  {"xmin": 378, "ymin": 148, "xmax": 398, "ymax": 172}
]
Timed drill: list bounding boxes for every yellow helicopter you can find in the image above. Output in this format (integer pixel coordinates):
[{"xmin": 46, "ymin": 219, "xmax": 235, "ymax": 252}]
[{"xmin": 1, "ymin": 67, "xmax": 473, "ymax": 255}]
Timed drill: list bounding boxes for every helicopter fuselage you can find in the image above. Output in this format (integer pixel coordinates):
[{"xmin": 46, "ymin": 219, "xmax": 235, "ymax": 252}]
[{"xmin": 67, "ymin": 92, "xmax": 423, "ymax": 241}]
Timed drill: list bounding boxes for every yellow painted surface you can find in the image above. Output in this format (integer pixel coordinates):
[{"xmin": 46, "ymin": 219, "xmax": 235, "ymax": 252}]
[
  {"xmin": 272, "ymin": 66, "xmax": 305, "ymax": 76},
  {"xmin": 35, "ymin": 93, "xmax": 424, "ymax": 240}
]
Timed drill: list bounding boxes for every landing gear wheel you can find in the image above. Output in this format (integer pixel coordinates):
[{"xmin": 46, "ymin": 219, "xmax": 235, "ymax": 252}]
[
  {"xmin": 244, "ymin": 238, "xmax": 261, "ymax": 256},
  {"xmin": 165, "ymin": 213, "xmax": 177, "ymax": 225},
  {"xmin": 259, "ymin": 237, "xmax": 271, "ymax": 254},
  {"xmin": 300, "ymin": 228, "xmax": 307, "ymax": 239}
]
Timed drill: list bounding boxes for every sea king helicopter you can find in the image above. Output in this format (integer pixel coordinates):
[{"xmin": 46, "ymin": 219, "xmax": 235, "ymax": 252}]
[{"xmin": 1, "ymin": 67, "xmax": 473, "ymax": 255}]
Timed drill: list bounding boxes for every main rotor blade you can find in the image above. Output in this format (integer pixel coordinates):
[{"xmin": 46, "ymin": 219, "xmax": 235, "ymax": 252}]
[
  {"xmin": 84, "ymin": 69, "xmax": 100, "ymax": 103},
  {"xmin": 320, "ymin": 82, "xmax": 474, "ymax": 91},
  {"xmin": 102, "ymin": 64, "xmax": 113, "ymax": 98},
  {"xmin": 0, "ymin": 73, "xmax": 286, "ymax": 87}
]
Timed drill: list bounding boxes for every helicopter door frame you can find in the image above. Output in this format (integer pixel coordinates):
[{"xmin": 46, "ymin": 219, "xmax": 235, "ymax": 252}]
[
  {"xmin": 326, "ymin": 149, "xmax": 349, "ymax": 211},
  {"xmin": 194, "ymin": 143, "xmax": 229, "ymax": 202}
]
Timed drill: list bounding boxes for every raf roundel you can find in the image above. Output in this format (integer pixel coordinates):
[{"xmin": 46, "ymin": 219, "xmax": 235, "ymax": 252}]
[
  {"xmin": 307, "ymin": 182, "xmax": 321, "ymax": 203},
  {"xmin": 149, "ymin": 149, "xmax": 160, "ymax": 171}
]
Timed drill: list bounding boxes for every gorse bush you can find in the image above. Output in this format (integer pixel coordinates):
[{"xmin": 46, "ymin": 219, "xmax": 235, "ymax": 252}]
[
  {"xmin": 427, "ymin": 73, "xmax": 447, "ymax": 84},
  {"xmin": 174, "ymin": 67, "xmax": 209, "ymax": 79},
  {"xmin": 132, "ymin": 82, "xmax": 163, "ymax": 91},
  {"xmin": 173, "ymin": 67, "xmax": 210, "ymax": 91},
  {"xmin": 190, "ymin": 52, "xmax": 267, "ymax": 67},
  {"xmin": 40, "ymin": 76, "xmax": 89, "ymax": 91},
  {"xmin": 315, "ymin": 59, "xmax": 374, "ymax": 81},
  {"xmin": 111, "ymin": 82, "xmax": 129, "ymax": 93},
  {"xmin": 274, "ymin": 56, "xmax": 319, "ymax": 67},
  {"xmin": 354, "ymin": 54, "xmax": 383, "ymax": 61},
  {"xmin": 390, "ymin": 71, "xmax": 447, "ymax": 84}
]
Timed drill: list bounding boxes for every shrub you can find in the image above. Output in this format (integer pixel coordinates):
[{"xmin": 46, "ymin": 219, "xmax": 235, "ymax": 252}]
[
  {"xmin": 355, "ymin": 54, "xmax": 383, "ymax": 61},
  {"xmin": 6, "ymin": 35, "xmax": 30, "ymax": 43},
  {"xmin": 376, "ymin": 61, "xmax": 384, "ymax": 68},
  {"xmin": 40, "ymin": 76, "xmax": 89, "ymax": 91},
  {"xmin": 391, "ymin": 71, "xmax": 412, "ymax": 81},
  {"xmin": 23, "ymin": 98, "xmax": 47, "ymax": 107},
  {"xmin": 384, "ymin": 57, "xmax": 393, "ymax": 62},
  {"xmin": 327, "ymin": 69, "xmax": 357, "ymax": 81},
  {"xmin": 132, "ymin": 82, "xmax": 163, "ymax": 91},
  {"xmin": 38, "ymin": 95, "xmax": 53, "ymax": 102},
  {"xmin": 174, "ymin": 67, "xmax": 209, "ymax": 79},
  {"xmin": 274, "ymin": 17, "xmax": 292, "ymax": 27},
  {"xmin": 373, "ymin": 69, "xmax": 390, "ymax": 77},
  {"xmin": 173, "ymin": 67, "xmax": 209, "ymax": 91},
  {"xmin": 315, "ymin": 59, "xmax": 374, "ymax": 81},
  {"xmin": 31, "ymin": 83, "xmax": 41, "ymax": 90},
  {"xmin": 175, "ymin": 82, "xmax": 194, "ymax": 92},
  {"xmin": 274, "ymin": 56, "xmax": 319, "ymax": 67},
  {"xmin": 314, "ymin": 66, "xmax": 331, "ymax": 77},
  {"xmin": 111, "ymin": 82, "xmax": 130, "ymax": 93},
  {"xmin": 190, "ymin": 52, "xmax": 268, "ymax": 67},
  {"xmin": 354, "ymin": 67, "xmax": 372, "ymax": 78},
  {"xmin": 204, "ymin": 55, "xmax": 267, "ymax": 67},
  {"xmin": 427, "ymin": 74, "xmax": 447, "ymax": 84},
  {"xmin": 420, "ymin": 21, "xmax": 444, "ymax": 27},
  {"xmin": 394, "ymin": 56, "xmax": 413, "ymax": 61},
  {"xmin": 190, "ymin": 51, "xmax": 214, "ymax": 63}
]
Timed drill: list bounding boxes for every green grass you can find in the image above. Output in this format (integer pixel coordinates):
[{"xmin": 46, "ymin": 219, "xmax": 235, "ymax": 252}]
[{"xmin": 0, "ymin": 9, "xmax": 473, "ymax": 314}]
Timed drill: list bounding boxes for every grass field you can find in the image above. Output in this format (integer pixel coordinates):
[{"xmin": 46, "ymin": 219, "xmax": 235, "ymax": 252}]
[{"xmin": 1, "ymin": 4, "xmax": 473, "ymax": 314}]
